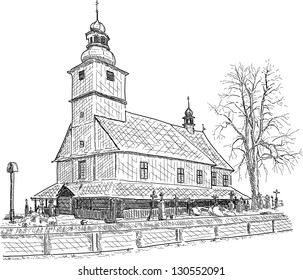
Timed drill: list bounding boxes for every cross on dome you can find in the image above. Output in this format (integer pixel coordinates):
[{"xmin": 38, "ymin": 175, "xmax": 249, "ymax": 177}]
[{"xmin": 185, "ymin": 96, "xmax": 194, "ymax": 117}]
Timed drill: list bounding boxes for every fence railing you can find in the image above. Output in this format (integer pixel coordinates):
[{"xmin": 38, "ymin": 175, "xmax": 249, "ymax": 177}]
[
  {"xmin": 123, "ymin": 207, "xmax": 188, "ymax": 219},
  {"xmin": 73, "ymin": 207, "xmax": 188, "ymax": 220},
  {"xmin": 74, "ymin": 209, "xmax": 108, "ymax": 220},
  {"xmin": 0, "ymin": 213, "xmax": 292, "ymax": 258}
]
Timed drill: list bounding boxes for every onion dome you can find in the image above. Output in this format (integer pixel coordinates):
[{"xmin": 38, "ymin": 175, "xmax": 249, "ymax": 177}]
[
  {"xmin": 185, "ymin": 106, "xmax": 194, "ymax": 117},
  {"xmin": 90, "ymin": 20, "xmax": 106, "ymax": 33}
]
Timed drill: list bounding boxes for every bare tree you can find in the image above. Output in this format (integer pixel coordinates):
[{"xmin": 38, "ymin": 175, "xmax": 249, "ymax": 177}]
[{"xmin": 210, "ymin": 62, "xmax": 302, "ymax": 200}]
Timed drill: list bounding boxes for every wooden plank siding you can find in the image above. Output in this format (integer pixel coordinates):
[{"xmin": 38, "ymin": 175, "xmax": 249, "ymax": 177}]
[{"xmin": 116, "ymin": 153, "xmax": 212, "ymax": 187}]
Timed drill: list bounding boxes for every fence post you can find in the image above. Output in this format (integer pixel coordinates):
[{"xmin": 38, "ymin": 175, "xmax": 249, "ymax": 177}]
[
  {"xmin": 175, "ymin": 228, "xmax": 183, "ymax": 243},
  {"xmin": 43, "ymin": 233, "xmax": 50, "ymax": 255},
  {"xmin": 136, "ymin": 231, "xmax": 143, "ymax": 248},
  {"xmin": 91, "ymin": 232, "xmax": 99, "ymax": 252},
  {"xmin": 214, "ymin": 226, "xmax": 219, "ymax": 239},
  {"xmin": 247, "ymin": 223, "xmax": 251, "ymax": 235},
  {"xmin": 272, "ymin": 220, "xmax": 275, "ymax": 233}
]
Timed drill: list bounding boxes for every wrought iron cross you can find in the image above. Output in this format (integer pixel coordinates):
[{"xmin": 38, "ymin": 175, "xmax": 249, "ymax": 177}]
[
  {"xmin": 96, "ymin": 0, "xmax": 99, "ymax": 20},
  {"xmin": 273, "ymin": 189, "xmax": 280, "ymax": 199},
  {"xmin": 212, "ymin": 194, "xmax": 218, "ymax": 204},
  {"xmin": 229, "ymin": 190, "xmax": 235, "ymax": 201}
]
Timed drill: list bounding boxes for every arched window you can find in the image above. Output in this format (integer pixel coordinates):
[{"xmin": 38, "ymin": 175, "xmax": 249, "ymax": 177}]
[{"xmin": 101, "ymin": 37, "xmax": 106, "ymax": 45}]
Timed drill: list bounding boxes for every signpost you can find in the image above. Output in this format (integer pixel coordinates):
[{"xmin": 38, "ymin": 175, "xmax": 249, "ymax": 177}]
[{"xmin": 7, "ymin": 162, "xmax": 18, "ymax": 223}]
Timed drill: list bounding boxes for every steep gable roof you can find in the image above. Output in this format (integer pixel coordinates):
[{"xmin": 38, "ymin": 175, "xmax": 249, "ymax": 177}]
[
  {"xmin": 173, "ymin": 126, "xmax": 234, "ymax": 171},
  {"xmin": 95, "ymin": 112, "xmax": 215, "ymax": 165}
]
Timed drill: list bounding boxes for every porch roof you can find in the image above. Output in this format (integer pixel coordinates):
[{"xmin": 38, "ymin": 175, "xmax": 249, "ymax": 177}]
[{"xmin": 32, "ymin": 181, "xmax": 250, "ymax": 200}]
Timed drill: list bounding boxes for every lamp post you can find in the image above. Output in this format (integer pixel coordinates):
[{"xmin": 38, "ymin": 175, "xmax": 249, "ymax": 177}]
[{"xmin": 7, "ymin": 162, "xmax": 19, "ymax": 223}]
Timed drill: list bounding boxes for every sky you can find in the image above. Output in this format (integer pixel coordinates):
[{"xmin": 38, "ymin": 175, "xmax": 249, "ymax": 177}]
[
  {"xmin": 0, "ymin": 0, "xmax": 302, "ymax": 213},
  {"xmin": 0, "ymin": 0, "xmax": 303, "ymax": 278}
]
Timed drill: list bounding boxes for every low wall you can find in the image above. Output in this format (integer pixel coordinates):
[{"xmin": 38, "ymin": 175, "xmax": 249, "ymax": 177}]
[
  {"xmin": 123, "ymin": 207, "xmax": 188, "ymax": 219},
  {"xmin": 74, "ymin": 209, "xmax": 108, "ymax": 220},
  {"xmin": 0, "ymin": 213, "xmax": 292, "ymax": 258}
]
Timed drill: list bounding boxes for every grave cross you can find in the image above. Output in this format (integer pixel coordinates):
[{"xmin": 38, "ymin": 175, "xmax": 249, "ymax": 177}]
[
  {"xmin": 150, "ymin": 190, "xmax": 157, "ymax": 207},
  {"xmin": 229, "ymin": 191, "xmax": 235, "ymax": 201},
  {"xmin": 273, "ymin": 189, "xmax": 280, "ymax": 209},
  {"xmin": 212, "ymin": 194, "xmax": 218, "ymax": 205},
  {"xmin": 273, "ymin": 189, "xmax": 280, "ymax": 198}
]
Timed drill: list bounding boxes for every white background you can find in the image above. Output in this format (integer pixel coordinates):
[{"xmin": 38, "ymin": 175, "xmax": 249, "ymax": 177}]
[{"xmin": 0, "ymin": 0, "xmax": 302, "ymax": 279}]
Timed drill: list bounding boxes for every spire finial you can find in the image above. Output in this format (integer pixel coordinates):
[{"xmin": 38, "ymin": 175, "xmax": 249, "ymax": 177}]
[
  {"xmin": 187, "ymin": 96, "xmax": 190, "ymax": 108},
  {"xmin": 96, "ymin": 0, "xmax": 99, "ymax": 21}
]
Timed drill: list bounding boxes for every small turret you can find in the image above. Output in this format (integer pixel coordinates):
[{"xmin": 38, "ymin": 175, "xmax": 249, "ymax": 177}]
[{"xmin": 182, "ymin": 97, "xmax": 195, "ymax": 134}]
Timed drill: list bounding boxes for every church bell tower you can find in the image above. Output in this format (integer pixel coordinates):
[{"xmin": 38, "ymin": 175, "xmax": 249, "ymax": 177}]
[{"xmin": 68, "ymin": 1, "xmax": 128, "ymax": 158}]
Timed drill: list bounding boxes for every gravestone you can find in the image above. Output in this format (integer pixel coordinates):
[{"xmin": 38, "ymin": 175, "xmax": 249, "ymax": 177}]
[
  {"xmin": 257, "ymin": 193, "xmax": 264, "ymax": 210},
  {"xmin": 236, "ymin": 198, "xmax": 244, "ymax": 213},
  {"xmin": 228, "ymin": 200, "xmax": 234, "ymax": 211},
  {"xmin": 264, "ymin": 195, "xmax": 271, "ymax": 209}
]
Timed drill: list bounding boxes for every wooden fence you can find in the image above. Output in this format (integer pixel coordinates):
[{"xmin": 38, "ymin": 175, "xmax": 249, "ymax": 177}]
[{"xmin": 0, "ymin": 213, "xmax": 292, "ymax": 258}]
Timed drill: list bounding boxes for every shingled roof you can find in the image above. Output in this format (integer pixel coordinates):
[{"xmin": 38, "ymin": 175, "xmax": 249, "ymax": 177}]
[
  {"xmin": 173, "ymin": 126, "xmax": 234, "ymax": 171},
  {"xmin": 54, "ymin": 112, "xmax": 233, "ymax": 170},
  {"xmin": 95, "ymin": 112, "xmax": 215, "ymax": 165},
  {"xmin": 32, "ymin": 181, "xmax": 249, "ymax": 200},
  {"xmin": 96, "ymin": 112, "xmax": 233, "ymax": 170}
]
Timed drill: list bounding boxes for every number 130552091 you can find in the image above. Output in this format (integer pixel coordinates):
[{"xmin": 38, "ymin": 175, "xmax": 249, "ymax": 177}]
[{"xmin": 172, "ymin": 267, "xmax": 225, "ymax": 276}]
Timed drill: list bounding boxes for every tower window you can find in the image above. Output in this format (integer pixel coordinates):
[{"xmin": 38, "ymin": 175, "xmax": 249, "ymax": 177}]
[
  {"xmin": 94, "ymin": 36, "xmax": 101, "ymax": 43},
  {"xmin": 78, "ymin": 160, "xmax": 86, "ymax": 180},
  {"xmin": 230, "ymin": 175, "xmax": 232, "ymax": 185},
  {"xmin": 177, "ymin": 168, "xmax": 184, "ymax": 183},
  {"xmin": 80, "ymin": 112, "xmax": 84, "ymax": 118},
  {"xmin": 197, "ymin": 170, "xmax": 203, "ymax": 184},
  {"xmin": 101, "ymin": 37, "xmax": 106, "ymax": 45},
  {"xmin": 140, "ymin": 162, "xmax": 148, "ymax": 179},
  {"xmin": 223, "ymin": 175, "xmax": 229, "ymax": 187},
  {"xmin": 211, "ymin": 172, "xmax": 217, "ymax": 186},
  {"xmin": 106, "ymin": 70, "xmax": 115, "ymax": 81},
  {"xmin": 79, "ymin": 70, "xmax": 85, "ymax": 81},
  {"xmin": 79, "ymin": 141, "xmax": 85, "ymax": 148}
]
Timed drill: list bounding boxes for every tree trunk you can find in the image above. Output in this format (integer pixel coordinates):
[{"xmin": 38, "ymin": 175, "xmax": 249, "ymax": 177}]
[{"xmin": 248, "ymin": 165, "xmax": 259, "ymax": 210}]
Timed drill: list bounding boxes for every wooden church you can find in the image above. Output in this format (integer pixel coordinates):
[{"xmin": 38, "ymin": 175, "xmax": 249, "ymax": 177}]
[{"xmin": 32, "ymin": 3, "xmax": 248, "ymax": 220}]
